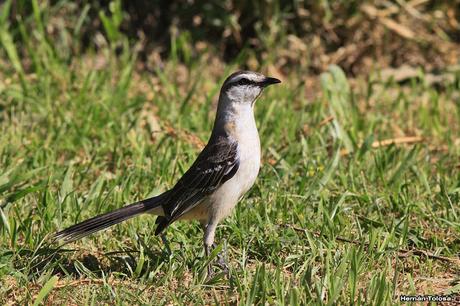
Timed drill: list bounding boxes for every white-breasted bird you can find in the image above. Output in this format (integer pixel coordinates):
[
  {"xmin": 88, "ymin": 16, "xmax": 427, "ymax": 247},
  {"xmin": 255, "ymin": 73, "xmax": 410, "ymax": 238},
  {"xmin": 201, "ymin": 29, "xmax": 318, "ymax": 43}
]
[{"xmin": 54, "ymin": 71, "xmax": 281, "ymax": 274}]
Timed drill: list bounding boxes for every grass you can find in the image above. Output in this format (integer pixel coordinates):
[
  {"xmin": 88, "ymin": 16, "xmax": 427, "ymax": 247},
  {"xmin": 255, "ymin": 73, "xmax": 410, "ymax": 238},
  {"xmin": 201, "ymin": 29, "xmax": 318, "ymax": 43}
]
[{"xmin": 1, "ymin": 1, "xmax": 460, "ymax": 305}]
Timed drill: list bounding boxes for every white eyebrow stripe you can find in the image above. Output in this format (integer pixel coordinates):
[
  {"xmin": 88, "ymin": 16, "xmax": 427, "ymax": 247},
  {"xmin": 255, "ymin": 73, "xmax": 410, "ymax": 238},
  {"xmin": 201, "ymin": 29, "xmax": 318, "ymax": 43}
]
[{"xmin": 229, "ymin": 73, "xmax": 263, "ymax": 83}]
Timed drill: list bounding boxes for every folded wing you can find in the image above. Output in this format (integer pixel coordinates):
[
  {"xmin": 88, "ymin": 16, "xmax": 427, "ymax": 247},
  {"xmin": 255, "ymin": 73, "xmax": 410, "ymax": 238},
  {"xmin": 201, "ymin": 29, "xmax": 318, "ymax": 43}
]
[{"xmin": 155, "ymin": 135, "xmax": 240, "ymax": 234}]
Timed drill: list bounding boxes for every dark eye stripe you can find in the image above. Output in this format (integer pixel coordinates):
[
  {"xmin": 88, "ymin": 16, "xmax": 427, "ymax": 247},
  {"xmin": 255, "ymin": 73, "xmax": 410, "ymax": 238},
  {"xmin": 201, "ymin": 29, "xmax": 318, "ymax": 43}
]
[{"xmin": 236, "ymin": 78, "xmax": 251, "ymax": 86}]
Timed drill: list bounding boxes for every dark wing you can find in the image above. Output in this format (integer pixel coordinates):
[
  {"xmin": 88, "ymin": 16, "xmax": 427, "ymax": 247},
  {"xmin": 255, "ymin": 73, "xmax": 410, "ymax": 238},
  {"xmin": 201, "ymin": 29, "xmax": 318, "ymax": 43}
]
[{"xmin": 155, "ymin": 135, "xmax": 240, "ymax": 234}]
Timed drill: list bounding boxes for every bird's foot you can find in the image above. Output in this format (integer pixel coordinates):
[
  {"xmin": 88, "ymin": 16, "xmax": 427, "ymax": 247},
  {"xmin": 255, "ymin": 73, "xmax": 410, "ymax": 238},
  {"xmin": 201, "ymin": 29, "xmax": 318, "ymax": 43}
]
[
  {"xmin": 215, "ymin": 252, "xmax": 229, "ymax": 274},
  {"xmin": 206, "ymin": 264, "xmax": 215, "ymax": 279},
  {"xmin": 205, "ymin": 244, "xmax": 229, "ymax": 280},
  {"xmin": 212, "ymin": 243, "xmax": 229, "ymax": 274},
  {"xmin": 205, "ymin": 260, "xmax": 227, "ymax": 281}
]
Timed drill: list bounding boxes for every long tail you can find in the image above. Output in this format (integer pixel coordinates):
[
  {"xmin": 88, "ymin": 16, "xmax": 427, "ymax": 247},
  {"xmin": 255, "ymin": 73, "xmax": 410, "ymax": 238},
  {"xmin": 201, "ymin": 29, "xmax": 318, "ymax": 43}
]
[{"xmin": 54, "ymin": 193, "xmax": 167, "ymax": 243}]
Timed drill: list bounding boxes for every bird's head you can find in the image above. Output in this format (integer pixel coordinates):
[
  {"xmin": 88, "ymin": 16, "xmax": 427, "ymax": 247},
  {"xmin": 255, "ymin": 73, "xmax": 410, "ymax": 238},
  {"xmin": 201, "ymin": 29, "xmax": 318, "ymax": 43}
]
[{"xmin": 221, "ymin": 71, "xmax": 281, "ymax": 106}]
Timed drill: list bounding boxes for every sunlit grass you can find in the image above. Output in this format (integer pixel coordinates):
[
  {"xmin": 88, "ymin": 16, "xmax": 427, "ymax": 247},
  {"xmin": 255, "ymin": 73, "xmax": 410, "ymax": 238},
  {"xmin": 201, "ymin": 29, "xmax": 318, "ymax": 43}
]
[{"xmin": 1, "ymin": 1, "xmax": 459, "ymax": 304}]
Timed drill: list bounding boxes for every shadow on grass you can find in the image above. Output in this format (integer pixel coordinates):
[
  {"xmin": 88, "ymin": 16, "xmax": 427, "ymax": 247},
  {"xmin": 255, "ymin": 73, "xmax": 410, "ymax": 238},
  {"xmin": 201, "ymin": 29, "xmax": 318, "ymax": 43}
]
[{"xmin": 8, "ymin": 239, "xmax": 168, "ymax": 279}]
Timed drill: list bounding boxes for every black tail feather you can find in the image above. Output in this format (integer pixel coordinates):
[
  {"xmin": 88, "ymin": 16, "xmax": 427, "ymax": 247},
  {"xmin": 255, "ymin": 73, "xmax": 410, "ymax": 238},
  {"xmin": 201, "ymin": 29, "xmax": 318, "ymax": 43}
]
[{"xmin": 54, "ymin": 194, "xmax": 165, "ymax": 244}]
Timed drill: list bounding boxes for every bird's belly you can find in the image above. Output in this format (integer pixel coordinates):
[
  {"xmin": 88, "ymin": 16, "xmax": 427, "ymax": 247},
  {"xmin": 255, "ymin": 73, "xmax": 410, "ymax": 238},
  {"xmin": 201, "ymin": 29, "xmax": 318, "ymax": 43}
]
[
  {"xmin": 234, "ymin": 152, "xmax": 261, "ymax": 196},
  {"xmin": 177, "ymin": 200, "xmax": 209, "ymax": 221},
  {"xmin": 206, "ymin": 145, "xmax": 261, "ymax": 221}
]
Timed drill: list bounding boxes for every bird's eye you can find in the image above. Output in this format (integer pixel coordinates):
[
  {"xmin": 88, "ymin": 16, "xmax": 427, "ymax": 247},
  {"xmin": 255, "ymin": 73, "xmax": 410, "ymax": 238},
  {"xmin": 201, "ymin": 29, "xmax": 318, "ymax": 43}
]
[{"xmin": 237, "ymin": 78, "xmax": 251, "ymax": 86}]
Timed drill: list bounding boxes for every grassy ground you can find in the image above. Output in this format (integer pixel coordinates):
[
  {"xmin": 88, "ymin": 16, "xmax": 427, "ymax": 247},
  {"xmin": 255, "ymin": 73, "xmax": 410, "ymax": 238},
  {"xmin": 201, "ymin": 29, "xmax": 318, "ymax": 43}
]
[{"xmin": 1, "ymin": 2, "xmax": 460, "ymax": 305}]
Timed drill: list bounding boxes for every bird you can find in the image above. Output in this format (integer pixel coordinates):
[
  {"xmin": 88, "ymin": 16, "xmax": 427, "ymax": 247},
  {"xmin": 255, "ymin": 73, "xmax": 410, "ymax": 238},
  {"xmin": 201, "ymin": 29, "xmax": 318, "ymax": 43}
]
[{"xmin": 54, "ymin": 70, "xmax": 281, "ymax": 275}]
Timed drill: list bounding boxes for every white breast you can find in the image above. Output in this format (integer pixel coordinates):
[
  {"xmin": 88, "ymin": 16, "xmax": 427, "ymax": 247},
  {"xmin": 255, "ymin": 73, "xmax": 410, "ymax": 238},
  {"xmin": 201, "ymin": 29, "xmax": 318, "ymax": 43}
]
[
  {"xmin": 233, "ymin": 115, "xmax": 260, "ymax": 196},
  {"xmin": 207, "ymin": 104, "xmax": 261, "ymax": 221}
]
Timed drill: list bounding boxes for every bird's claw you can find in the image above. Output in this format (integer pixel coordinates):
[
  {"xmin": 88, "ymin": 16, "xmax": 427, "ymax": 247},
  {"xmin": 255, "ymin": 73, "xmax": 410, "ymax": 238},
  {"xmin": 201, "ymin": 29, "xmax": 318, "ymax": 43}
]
[
  {"xmin": 205, "ymin": 244, "xmax": 229, "ymax": 279},
  {"xmin": 207, "ymin": 264, "xmax": 214, "ymax": 279},
  {"xmin": 212, "ymin": 243, "xmax": 229, "ymax": 274},
  {"xmin": 216, "ymin": 252, "xmax": 229, "ymax": 274}
]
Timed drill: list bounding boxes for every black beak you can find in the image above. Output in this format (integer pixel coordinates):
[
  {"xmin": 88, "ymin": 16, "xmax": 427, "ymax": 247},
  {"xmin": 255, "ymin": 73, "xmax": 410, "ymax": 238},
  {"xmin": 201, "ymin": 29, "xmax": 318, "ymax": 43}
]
[{"xmin": 260, "ymin": 77, "xmax": 281, "ymax": 87}]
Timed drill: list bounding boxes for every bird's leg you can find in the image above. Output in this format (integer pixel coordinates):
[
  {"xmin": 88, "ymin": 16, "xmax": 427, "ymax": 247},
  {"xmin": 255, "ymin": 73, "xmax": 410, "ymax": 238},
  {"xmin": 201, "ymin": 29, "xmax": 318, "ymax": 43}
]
[
  {"xmin": 204, "ymin": 243, "xmax": 213, "ymax": 277},
  {"xmin": 203, "ymin": 221, "xmax": 218, "ymax": 277}
]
